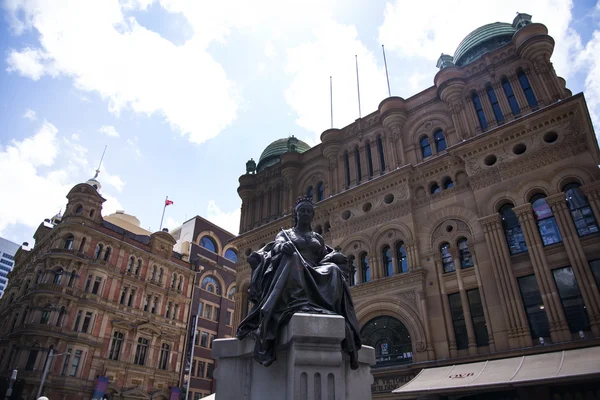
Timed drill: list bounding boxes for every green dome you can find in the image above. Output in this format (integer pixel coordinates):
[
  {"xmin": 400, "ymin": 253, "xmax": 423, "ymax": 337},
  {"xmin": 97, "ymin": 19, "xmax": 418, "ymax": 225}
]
[
  {"xmin": 257, "ymin": 137, "xmax": 311, "ymax": 172},
  {"xmin": 454, "ymin": 22, "xmax": 516, "ymax": 67}
]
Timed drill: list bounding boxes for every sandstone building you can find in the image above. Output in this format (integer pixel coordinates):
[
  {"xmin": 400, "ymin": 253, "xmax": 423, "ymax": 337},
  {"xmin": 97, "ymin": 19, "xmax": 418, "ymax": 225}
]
[
  {"xmin": 0, "ymin": 176, "xmax": 194, "ymax": 400},
  {"xmin": 232, "ymin": 13, "xmax": 600, "ymax": 399}
]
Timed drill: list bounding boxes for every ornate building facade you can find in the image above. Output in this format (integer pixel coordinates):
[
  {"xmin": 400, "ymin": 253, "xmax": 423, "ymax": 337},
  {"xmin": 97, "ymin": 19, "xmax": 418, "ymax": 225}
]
[
  {"xmin": 232, "ymin": 14, "xmax": 600, "ymax": 399},
  {"xmin": 0, "ymin": 178, "xmax": 194, "ymax": 400}
]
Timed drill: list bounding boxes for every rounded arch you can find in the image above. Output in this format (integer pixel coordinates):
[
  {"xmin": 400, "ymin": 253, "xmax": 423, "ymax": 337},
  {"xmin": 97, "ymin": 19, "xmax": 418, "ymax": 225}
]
[
  {"xmin": 405, "ymin": 112, "xmax": 454, "ymax": 146},
  {"xmin": 479, "ymin": 187, "xmax": 519, "ymax": 215},
  {"xmin": 297, "ymin": 166, "xmax": 327, "ymax": 197},
  {"xmin": 339, "ymin": 233, "xmax": 372, "ymax": 259},
  {"xmin": 195, "ymin": 230, "xmax": 222, "ymax": 254},
  {"xmin": 355, "ymin": 299, "xmax": 427, "ymax": 354},
  {"xmin": 515, "ymin": 176, "xmax": 552, "ymax": 203},
  {"xmin": 198, "ymin": 270, "xmax": 226, "ymax": 295},
  {"xmin": 419, "ymin": 207, "xmax": 483, "ymax": 254},
  {"xmin": 226, "ymin": 282, "xmax": 236, "ymax": 300},
  {"xmin": 547, "ymin": 165, "xmax": 597, "ymax": 193},
  {"xmin": 371, "ymin": 223, "xmax": 414, "ymax": 252},
  {"xmin": 222, "ymin": 243, "xmax": 239, "ymax": 259}
]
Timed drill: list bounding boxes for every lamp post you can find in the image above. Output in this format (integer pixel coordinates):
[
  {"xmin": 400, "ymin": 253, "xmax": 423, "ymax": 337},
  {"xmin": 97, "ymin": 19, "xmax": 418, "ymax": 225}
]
[
  {"xmin": 4, "ymin": 370, "xmax": 17, "ymax": 400},
  {"xmin": 36, "ymin": 349, "xmax": 69, "ymax": 400}
]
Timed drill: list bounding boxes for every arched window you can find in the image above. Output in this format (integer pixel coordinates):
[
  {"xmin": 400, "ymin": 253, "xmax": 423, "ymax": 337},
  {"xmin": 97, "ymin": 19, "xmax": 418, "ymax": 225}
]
[
  {"xmin": 348, "ymin": 255, "xmax": 357, "ymax": 286},
  {"xmin": 68, "ymin": 270, "xmax": 76, "ymax": 287},
  {"xmin": 171, "ymin": 273, "xmax": 177, "ymax": 288},
  {"xmin": 201, "ymin": 276, "xmax": 222, "ymax": 295},
  {"xmin": 225, "ymin": 249, "xmax": 238, "ymax": 263},
  {"xmin": 57, "ymin": 306, "xmax": 66, "ymax": 327},
  {"xmin": 430, "ymin": 183, "xmax": 441, "ymax": 194},
  {"xmin": 365, "ymin": 142, "xmax": 374, "ymax": 178},
  {"xmin": 486, "ymin": 85, "xmax": 504, "ymax": 123},
  {"xmin": 306, "ymin": 186, "xmax": 313, "ymax": 201},
  {"xmin": 377, "ymin": 136, "xmax": 386, "ymax": 171},
  {"xmin": 472, "ymin": 92, "xmax": 488, "ymax": 130},
  {"xmin": 564, "ymin": 183, "xmax": 598, "ymax": 236},
  {"xmin": 150, "ymin": 265, "xmax": 157, "ymax": 281},
  {"xmin": 382, "ymin": 246, "xmax": 393, "ymax": 277},
  {"xmin": 135, "ymin": 259, "xmax": 142, "ymax": 275},
  {"xmin": 344, "ymin": 152, "xmax": 351, "ymax": 188},
  {"xmin": 158, "ymin": 268, "xmax": 164, "ymax": 284},
  {"xmin": 64, "ymin": 235, "xmax": 74, "ymax": 250},
  {"xmin": 420, "ymin": 136, "xmax": 432, "ymax": 158},
  {"xmin": 396, "ymin": 242, "xmax": 408, "ymax": 273},
  {"xmin": 434, "ymin": 130, "xmax": 447, "ymax": 152},
  {"xmin": 127, "ymin": 257, "xmax": 135, "ymax": 272},
  {"xmin": 457, "ymin": 238, "xmax": 473, "ymax": 268},
  {"xmin": 159, "ymin": 343, "xmax": 170, "ymax": 370},
  {"xmin": 440, "ymin": 242, "xmax": 455, "ymax": 273},
  {"xmin": 502, "ymin": 77, "xmax": 520, "ymax": 115},
  {"xmin": 442, "ymin": 177, "xmax": 454, "ymax": 189},
  {"xmin": 317, "ymin": 182, "xmax": 324, "ymax": 202},
  {"xmin": 103, "ymin": 247, "xmax": 111, "ymax": 262},
  {"xmin": 354, "ymin": 147, "xmax": 362, "ymax": 183},
  {"xmin": 53, "ymin": 269, "xmax": 63, "ymax": 285},
  {"xmin": 227, "ymin": 285, "xmax": 236, "ymax": 300},
  {"xmin": 518, "ymin": 70, "xmax": 537, "ymax": 108},
  {"xmin": 200, "ymin": 236, "xmax": 217, "ymax": 253},
  {"xmin": 78, "ymin": 237, "xmax": 86, "ymax": 252},
  {"xmin": 531, "ymin": 194, "xmax": 562, "ymax": 246},
  {"xmin": 500, "ymin": 204, "xmax": 527, "ymax": 254},
  {"xmin": 360, "ymin": 316, "xmax": 412, "ymax": 366},
  {"xmin": 360, "ymin": 253, "xmax": 370, "ymax": 283},
  {"xmin": 178, "ymin": 276, "xmax": 183, "ymax": 291},
  {"xmin": 94, "ymin": 244, "xmax": 103, "ymax": 259}
]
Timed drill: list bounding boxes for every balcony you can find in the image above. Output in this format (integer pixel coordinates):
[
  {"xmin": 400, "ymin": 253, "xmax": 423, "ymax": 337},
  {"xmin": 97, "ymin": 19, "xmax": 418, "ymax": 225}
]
[
  {"xmin": 23, "ymin": 323, "xmax": 63, "ymax": 334},
  {"xmin": 36, "ymin": 283, "xmax": 65, "ymax": 293}
]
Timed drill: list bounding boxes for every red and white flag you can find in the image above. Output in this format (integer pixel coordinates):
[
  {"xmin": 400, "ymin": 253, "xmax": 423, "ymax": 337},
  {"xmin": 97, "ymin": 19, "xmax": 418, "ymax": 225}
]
[{"xmin": 165, "ymin": 199, "xmax": 174, "ymax": 206}]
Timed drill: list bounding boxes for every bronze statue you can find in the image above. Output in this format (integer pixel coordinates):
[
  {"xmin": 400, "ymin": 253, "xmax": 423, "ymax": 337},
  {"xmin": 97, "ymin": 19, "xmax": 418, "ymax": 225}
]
[{"xmin": 236, "ymin": 196, "xmax": 362, "ymax": 369}]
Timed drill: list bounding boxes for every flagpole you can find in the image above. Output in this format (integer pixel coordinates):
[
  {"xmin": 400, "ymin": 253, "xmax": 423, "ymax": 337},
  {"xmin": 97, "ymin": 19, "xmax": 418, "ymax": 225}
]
[
  {"xmin": 382, "ymin": 44, "xmax": 391, "ymax": 97},
  {"xmin": 159, "ymin": 196, "xmax": 168, "ymax": 231},
  {"xmin": 355, "ymin": 55, "xmax": 362, "ymax": 119},
  {"xmin": 330, "ymin": 76, "xmax": 333, "ymax": 128}
]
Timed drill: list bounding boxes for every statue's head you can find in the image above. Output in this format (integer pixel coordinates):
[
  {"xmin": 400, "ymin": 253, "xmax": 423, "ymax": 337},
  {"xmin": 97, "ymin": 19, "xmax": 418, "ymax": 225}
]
[{"xmin": 294, "ymin": 195, "xmax": 315, "ymax": 227}]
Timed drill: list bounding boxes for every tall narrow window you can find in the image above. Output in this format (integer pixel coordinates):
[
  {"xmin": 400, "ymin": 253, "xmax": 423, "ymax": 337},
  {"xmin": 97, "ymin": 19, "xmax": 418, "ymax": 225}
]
[
  {"xmin": 457, "ymin": 238, "xmax": 473, "ymax": 268},
  {"xmin": 500, "ymin": 204, "xmax": 527, "ymax": 255},
  {"xmin": 365, "ymin": 143, "xmax": 374, "ymax": 178},
  {"xmin": 360, "ymin": 253, "xmax": 370, "ymax": 283},
  {"xmin": 64, "ymin": 235, "xmax": 74, "ymax": 250},
  {"xmin": 200, "ymin": 331, "xmax": 209, "ymax": 347},
  {"xmin": 127, "ymin": 289, "xmax": 135, "ymax": 307},
  {"xmin": 564, "ymin": 183, "xmax": 599, "ymax": 236},
  {"xmin": 151, "ymin": 265, "xmax": 157, "ymax": 281},
  {"xmin": 25, "ymin": 348, "xmax": 39, "ymax": 371},
  {"xmin": 151, "ymin": 297, "xmax": 158, "ymax": 314},
  {"xmin": 109, "ymin": 332, "xmax": 124, "ymax": 361},
  {"xmin": 53, "ymin": 269, "xmax": 63, "ymax": 285},
  {"xmin": 306, "ymin": 186, "xmax": 313, "ymax": 201},
  {"xmin": 127, "ymin": 257, "xmax": 134, "ymax": 272},
  {"xmin": 92, "ymin": 277, "xmax": 102, "ymax": 295},
  {"xmin": 382, "ymin": 246, "xmax": 393, "ymax": 277},
  {"xmin": 84, "ymin": 275, "xmax": 93, "ymax": 292},
  {"xmin": 440, "ymin": 243, "xmax": 455, "ymax": 273},
  {"xmin": 467, "ymin": 289, "xmax": 489, "ymax": 346},
  {"xmin": 420, "ymin": 136, "xmax": 432, "ymax": 158},
  {"xmin": 531, "ymin": 194, "xmax": 562, "ymax": 246},
  {"xmin": 94, "ymin": 244, "xmax": 103, "ymax": 259},
  {"xmin": 553, "ymin": 267, "xmax": 590, "ymax": 332},
  {"xmin": 502, "ymin": 78, "xmax": 520, "ymax": 115},
  {"xmin": 134, "ymin": 338, "xmax": 149, "ymax": 365},
  {"xmin": 344, "ymin": 152, "xmax": 350, "ymax": 188},
  {"xmin": 472, "ymin": 93, "xmax": 488, "ymax": 130},
  {"xmin": 61, "ymin": 349, "xmax": 72, "ymax": 375},
  {"xmin": 448, "ymin": 293, "xmax": 468, "ymax": 350},
  {"xmin": 68, "ymin": 270, "xmax": 76, "ymax": 287},
  {"xmin": 173, "ymin": 304, "xmax": 179, "ymax": 320},
  {"xmin": 434, "ymin": 130, "xmax": 447, "ymax": 152},
  {"xmin": 120, "ymin": 287, "xmax": 128, "ymax": 305},
  {"xmin": 442, "ymin": 177, "xmax": 454, "ymax": 189},
  {"xmin": 103, "ymin": 247, "xmax": 111, "ymax": 262},
  {"xmin": 518, "ymin": 70, "xmax": 537, "ymax": 108},
  {"xmin": 396, "ymin": 242, "xmax": 408, "ymax": 273},
  {"xmin": 348, "ymin": 255, "xmax": 357, "ymax": 286},
  {"xmin": 317, "ymin": 182, "xmax": 324, "ymax": 201},
  {"xmin": 486, "ymin": 85, "xmax": 504, "ymax": 123},
  {"xmin": 73, "ymin": 310, "xmax": 82, "ymax": 331},
  {"xmin": 165, "ymin": 302, "xmax": 172, "ymax": 319},
  {"xmin": 178, "ymin": 276, "xmax": 183, "ymax": 291},
  {"xmin": 40, "ymin": 308, "xmax": 51, "ymax": 325},
  {"xmin": 56, "ymin": 306, "xmax": 66, "ymax": 327},
  {"xmin": 518, "ymin": 275, "xmax": 550, "ymax": 341},
  {"xmin": 143, "ymin": 295, "xmax": 151, "ymax": 312},
  {"xmin": 81, "ymin": 311, "xmax": 93, "ymax": 333},
  {"xmin": 78, "ymin": 237, "xmax": 86, "ymax": 252},
  {"xmin": 171, "ymin": 273, "xmax": 177, "ymax": 288},
  {"xmin": 135, "ymin": 259, "xmax": 142, "ymax": 275},
  {"xmin": 159, "ymin": 343, "xmax": 170, "ymax": 370},
  {"xmin": 354, "ymin": 147, "xmax": 362, "ymax": 183},
  {"xmin": 69, "ymin": 350, "xmax": 82, "ymax": 377},
  {"xmin": 590, "ymin": 260, "xmax": 600, "ymax": 293},
  {"xmin": 377, "ymin": 136, "xmax": 386, "ymax": 171},
  {"xmin": 158, "ymin": 268, "xmax": 164, "ymax": 284}
]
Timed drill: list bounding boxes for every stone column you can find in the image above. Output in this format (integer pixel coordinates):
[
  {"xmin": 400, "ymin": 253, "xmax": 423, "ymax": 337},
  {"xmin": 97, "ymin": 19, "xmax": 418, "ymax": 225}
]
[
  {"xmin": 370, "ymin": 141, "xmax": 380, "ymax": 176},
  {"xmin": 470, "ymin": 251, "xmax": 496, "ymax": 352},
  {"xmin": 369, "ymin": 256, "xmax": 379, "ymax": 280},
  {"xmin": 418, "ymin": 291, "xmax": 436, "ymax": 360},
  {"xmin": 452, "ymin": 248, "xmax": 478, "ymax": 355},
  {"xmin": 348, "ymin": 152, "xmax": 358, "ymax": 187},
  {"xmin": 434, "ymin": 255, "xmax": 458, "ymax": 358},
  {"xmin": 546, "ymin": 193, "xmax": 600, "ymax": 335},
  {"xmin": 478, "ymin": 214, "xmax": 531, "ymax": 348},
  {"xmin": 464, "ymin": 95, "xmax": 482, "ymax": 136},
  {"xmin": 513, "ymin": 204, "xmax": 570, "ymax": 342},
  {"xmin": 233, "ymin": 292, "xmax": 246, "ymax": 332},
  {"xmin": 327, "ymin": 157, "xmax": 338, "ymax": 196},
  {"xmin": 493, "ymin": 82, "xmax": 511, "ymax": 119},
  {"xmin": 478, "ymin": 88, "xmax": 497, "ymax": 127},
  {"xmin": 391, "ymin": 252, "xmax": 399, "ymax": 276},
  {"xmin": 582, "ymin": 181, "xmax": 600, "ymax": 225},
  {"xmin": 406, "ymin": 241, "xmax": 419, "ymax": 272},
  {"xmin": 510, "ymin": 75, "xmax": 529, "ymax": 113}
]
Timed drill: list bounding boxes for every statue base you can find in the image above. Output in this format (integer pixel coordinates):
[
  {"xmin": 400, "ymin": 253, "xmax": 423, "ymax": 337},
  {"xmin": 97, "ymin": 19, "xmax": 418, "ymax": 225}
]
[{"xmin": 212, "ymin": 313, "xmax": 376, "ymax": 400}]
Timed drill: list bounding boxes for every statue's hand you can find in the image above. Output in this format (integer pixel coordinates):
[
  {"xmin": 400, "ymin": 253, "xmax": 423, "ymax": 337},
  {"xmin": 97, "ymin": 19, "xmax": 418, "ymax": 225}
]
[{"xmin": 281, "ymin": 242, "xmax": 295, "ymax": 255}]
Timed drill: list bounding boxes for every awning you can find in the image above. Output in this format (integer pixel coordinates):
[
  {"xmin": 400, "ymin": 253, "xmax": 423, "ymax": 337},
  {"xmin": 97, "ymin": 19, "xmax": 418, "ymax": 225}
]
[
  {"xmin": 203, "ymin": 394, "xmax": 215, "ymax": 400},
  {"xmin": 393, "ymin": 346, "xmax": 600, "ymax": 398}
]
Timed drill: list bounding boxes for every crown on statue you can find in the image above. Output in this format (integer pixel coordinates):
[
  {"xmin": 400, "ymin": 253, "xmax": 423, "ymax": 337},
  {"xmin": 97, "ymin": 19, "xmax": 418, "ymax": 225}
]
[{"xmin": 295, "ymin": 195, "xmax": 314, "ymax": 207}]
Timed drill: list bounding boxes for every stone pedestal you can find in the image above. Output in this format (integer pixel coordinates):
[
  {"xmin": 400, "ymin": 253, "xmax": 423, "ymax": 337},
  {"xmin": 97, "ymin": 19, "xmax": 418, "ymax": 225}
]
[{"xmin": 212, "ymin": 313, "xmax": 376, "ymax": 400}]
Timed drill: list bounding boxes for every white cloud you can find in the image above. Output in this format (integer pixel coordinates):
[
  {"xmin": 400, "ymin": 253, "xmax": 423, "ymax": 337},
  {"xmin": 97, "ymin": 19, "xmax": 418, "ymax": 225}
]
[
  {"xmin": 98, "ymin": 125, "xmax": 120, "ymax": 137},
  {"xmin": 164, "ymin": 216, "xmax": 181, "ymax": 231},
  {"xmin": 126, "ymin": 136, "xmax": 142, "ymax": 159},
  {"xmin": 71, "ymin": 133, "xmax": 80, "ymax": 140},
  {"xmin": 0, "ymin": 121, "xmax": 125, "ymax": 237},
  {"xmin": 23, "ymin": 108, "xmax": 37, "ymax": 120},
  {"xmin": 206, "ymin": 200, "xmax": 240, "ymax": 235},
  {"xmin": 576, "ymin": 30, "xmax": 600, "ymax": 141},
  {"xmin": 264, "ymin": 42, "xmax": 275, "ymax": 59},
  {"xmin": 5, "ymin": 0, "xmax": 239, "ymax": 144}
]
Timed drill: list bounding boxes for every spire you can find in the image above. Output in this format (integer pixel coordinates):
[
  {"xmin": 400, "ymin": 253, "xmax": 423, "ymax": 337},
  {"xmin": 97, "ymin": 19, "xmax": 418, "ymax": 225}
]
[{"xmin": 86, "ymin": 145, "xmax": 107, "ymax": 191}]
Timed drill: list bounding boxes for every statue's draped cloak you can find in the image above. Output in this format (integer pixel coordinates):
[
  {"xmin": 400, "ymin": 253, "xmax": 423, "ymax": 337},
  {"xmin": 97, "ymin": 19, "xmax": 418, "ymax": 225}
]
[{"xmin": 236, "ymin": 229, "xmax": 362, "ymax": 368}]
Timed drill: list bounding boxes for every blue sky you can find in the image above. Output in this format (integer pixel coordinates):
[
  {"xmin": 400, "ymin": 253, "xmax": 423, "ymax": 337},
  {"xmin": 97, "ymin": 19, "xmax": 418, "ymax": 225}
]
[{"xmin": 1, "ymin": 0, "xmax": 600, "ymax": 245}]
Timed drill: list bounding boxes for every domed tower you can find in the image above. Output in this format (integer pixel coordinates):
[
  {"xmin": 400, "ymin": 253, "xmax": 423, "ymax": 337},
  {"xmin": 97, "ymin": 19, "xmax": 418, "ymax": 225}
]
[
  {"xmin": 62, "ymin": 170, "xmax": 106, "ymax": 225},
  {"xmin": 256, "ymin": 136, "xmax": 311, "ymax": 173}
]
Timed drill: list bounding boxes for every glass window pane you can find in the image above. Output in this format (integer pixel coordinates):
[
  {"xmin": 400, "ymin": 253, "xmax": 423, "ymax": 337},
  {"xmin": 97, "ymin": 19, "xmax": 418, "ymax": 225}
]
[
  {"xmin": 467, "ymin": 289, "xmax": 488, "ymax": 346},
  {"xmin": 448, "ymin": 293, "xmax": 468, "ymax": 350},
  {"xmin": 590, "ymin": 260, "xmax": 600, "ymax": 292},
  {"xmin": 360, "ymin": 316, "xmax": 412, "ymax": 366},
  {"xmin": 518, "ymin": 275, "xmax": 550, "ymax": 341},
  {"xmin": 552, "ymin": 267, "xmax": 590, "ymax": 332}
]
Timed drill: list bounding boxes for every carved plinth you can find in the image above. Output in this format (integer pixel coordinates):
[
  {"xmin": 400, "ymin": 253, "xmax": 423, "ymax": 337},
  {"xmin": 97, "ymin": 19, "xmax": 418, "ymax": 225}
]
[{"xmin": 213, "ymin": 313, "xmax": 375, "ymax": 400}]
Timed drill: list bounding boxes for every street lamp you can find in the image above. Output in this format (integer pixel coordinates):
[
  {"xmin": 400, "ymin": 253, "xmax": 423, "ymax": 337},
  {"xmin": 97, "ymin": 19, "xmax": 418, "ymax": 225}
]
[{"xmin": 35, "ymin": 349, "xmax": 69, "ymax": 399}]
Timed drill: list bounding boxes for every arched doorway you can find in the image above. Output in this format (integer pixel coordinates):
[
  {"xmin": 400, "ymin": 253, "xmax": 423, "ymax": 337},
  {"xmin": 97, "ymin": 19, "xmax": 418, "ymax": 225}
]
[{"xmin": 360, "ymin": 316, "xmax": 413, "ymax": 366}]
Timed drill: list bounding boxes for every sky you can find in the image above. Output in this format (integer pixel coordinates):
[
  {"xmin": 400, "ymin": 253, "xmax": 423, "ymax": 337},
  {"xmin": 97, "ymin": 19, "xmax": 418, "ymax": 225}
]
[{"xmin": 1, "ymin": 0, "xmax": 600, "ymax": 246}]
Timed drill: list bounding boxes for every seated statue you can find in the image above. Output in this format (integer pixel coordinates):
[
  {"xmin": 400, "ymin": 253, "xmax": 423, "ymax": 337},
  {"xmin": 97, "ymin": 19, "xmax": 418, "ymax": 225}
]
[{"xmin": 236, "ymin": 196, "xmax": 362, "ymax": 369}]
